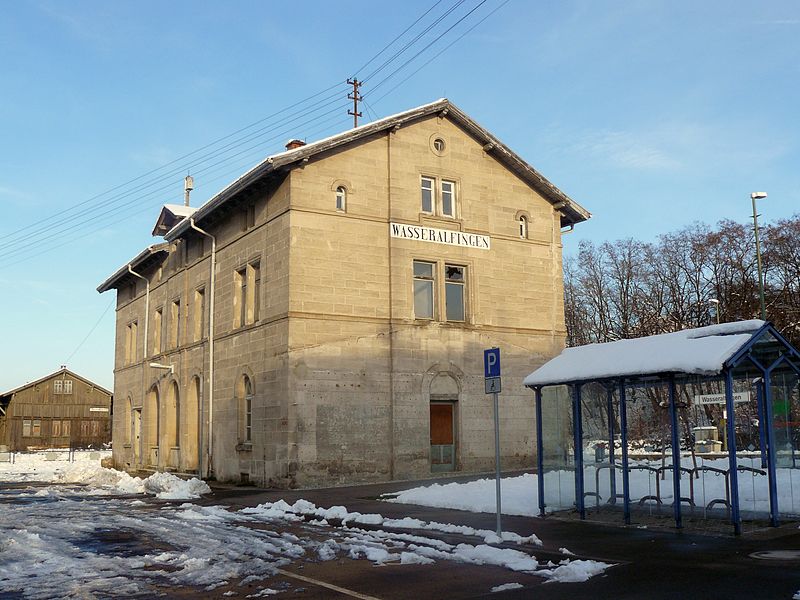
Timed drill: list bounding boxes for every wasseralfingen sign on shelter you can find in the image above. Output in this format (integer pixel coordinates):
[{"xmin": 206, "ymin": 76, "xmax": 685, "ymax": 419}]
[
  {"xmin": 390, "ymin": 222, "xmax": 490, "ymax": 250},
  {"xmin": 694, "ymin": 392, "xmax": 750, "ymax": 405}
]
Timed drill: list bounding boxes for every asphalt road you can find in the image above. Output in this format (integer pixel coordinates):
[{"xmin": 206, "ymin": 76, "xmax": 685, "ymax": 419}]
[{"xmin": 201, "ymin": 475, "xmax": 800, "ymax": 600}]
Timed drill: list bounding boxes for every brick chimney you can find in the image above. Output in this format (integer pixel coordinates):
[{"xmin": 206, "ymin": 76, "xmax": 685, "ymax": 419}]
[{"xmin": 285, "ymin": 138, "xmax": 306, "ymax": 150}]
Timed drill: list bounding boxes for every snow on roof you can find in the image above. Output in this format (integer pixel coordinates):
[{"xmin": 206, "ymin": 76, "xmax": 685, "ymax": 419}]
[
  {"xmin": 162, "ymin": 204, "xmax": 196, "ymax": 218},
  {"xmin": 524, "ymin": 320, "xmax": 767, "ymax": 387}
]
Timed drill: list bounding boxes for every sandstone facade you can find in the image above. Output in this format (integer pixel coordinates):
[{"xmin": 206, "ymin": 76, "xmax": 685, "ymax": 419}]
[{"xmin": 98, "ymin": 99, "xmax": 589, "ymax": 487}]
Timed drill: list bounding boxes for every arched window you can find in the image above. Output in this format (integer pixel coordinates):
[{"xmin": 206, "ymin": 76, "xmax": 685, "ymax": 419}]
[
  {"xmin": 335, "ymin": 186, "xmax": 346, "ymax": 211},
  {"xmin": 519, "ymin": 215, "xmax": 528, "ymax": 239},
  {"xmin": 237, "ymin": 374, "xmax": 254, "ymax": 443}
]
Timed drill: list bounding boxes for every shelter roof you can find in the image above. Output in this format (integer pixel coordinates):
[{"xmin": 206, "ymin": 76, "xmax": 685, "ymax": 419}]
[
  {"xmin": 0, "ymin": 367, "xmax": 112, "ymax": 401},
  {"xmin": 164, "ymin": 98, "xmax": 590, "ymax": 242},
  {"xmin": 524, "ymin": 320, "xmax": 767, "ymax": 387}
]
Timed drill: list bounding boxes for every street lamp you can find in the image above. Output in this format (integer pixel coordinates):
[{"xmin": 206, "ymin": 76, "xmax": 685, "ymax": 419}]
[
  {"xmin": 708, "ymin": 298, "xmax": 720, "ymax": 324},
  {"xmin": 751, "ymin": 192, "xmax": 768, "ymax": 320}
]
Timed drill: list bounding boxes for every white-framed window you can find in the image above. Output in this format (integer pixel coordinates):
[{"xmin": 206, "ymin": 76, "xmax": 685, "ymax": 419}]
[
  {"xmin": 420, "ymin": 176, "xmax": 457, "ymax": 217},
  {"xmin": 421, "ymin": 177, "xmax": 435, "ymax": 213},
  {"xmin": 64, "ymin": 379, "xmax": 73, "ymax": 394},
  {"xmin": 335, "ymin": 186, "xmax": 347, "ymax": 211},
  {"xmin": 413, "ymin": 261, "xmax": 436, "ymax": 319},
  {"xmin": 445, "ymin": 265, "xmax": 466, "ymax": 321},
  {"xmin": 519, "ymin": 215, "xmax": 528, "ymax": 239},
  {"xmin": 441, "ymin": 180, "xmax": 455, "ymax": 217},
  {"xmin": 54, "ymin": 380, "xmax": 63, "ymax": 394}
]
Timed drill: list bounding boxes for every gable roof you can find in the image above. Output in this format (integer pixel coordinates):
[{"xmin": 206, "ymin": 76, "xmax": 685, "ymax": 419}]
[
  {"xmin": 524, "ymin": 320, "xmax": 768, "ymax": 387},
  {"xmin": 165, "ymin": 98, "xmax": 590, "ymax": 242},
  {"xmin": 0, "ymin": 367, "xmax": 113, "ymax": 400},
  {"xmin": 152, "ymin": 204, "xmax": 197, "ymax": 237}
]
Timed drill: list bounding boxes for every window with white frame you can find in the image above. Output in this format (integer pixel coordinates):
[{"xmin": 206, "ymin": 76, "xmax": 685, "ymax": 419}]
[
  {"xmin": 64, "ymin": 379, "xmax": 73, "ymax": 394},
  {"xmin": 420, "ymin": 176, "xmax": 457, "ymax": 217},
  {"xmin": 519, "ymin": 215, "xmax": 528, "ymax": 239},
  {"xmin": 54, "ymin": 380, "xmax": 63, "ymax": 394},
  {"xmin": 335, "ymin": 186, "xmax": 346, "ymax": 211},
  {"xmin": 413, "ymin": 261, "xmax": 436, "ymax": 319},
  {"xmin": 421, "ymin": 177, "xmax": 434, "ymax": 213}
]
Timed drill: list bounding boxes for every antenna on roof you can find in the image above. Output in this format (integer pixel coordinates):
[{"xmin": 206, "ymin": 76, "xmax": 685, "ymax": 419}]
[
  {"xmin": 347, "ymin": 78, "xmax": 363, "ymax": 128},
  {"xmin": 184, "ymin": 175, "xmax": 194, "ymax": 207}
]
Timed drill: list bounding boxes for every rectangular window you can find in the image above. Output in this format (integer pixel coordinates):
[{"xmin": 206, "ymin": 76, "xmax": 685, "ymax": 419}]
[
  {"xmin": 413, "ymin": 261, "xmax": 435, "ymax": 319},
  {"xmin": 32, "ymin": 419, "xmax": 41, "ymax": 437},
  {"xmin": 91, "ymin": 421, "xmax": 100, "ymax": 437},
  {"xmin": 64, "ymin": 380, "xmax": 73, "ymax": 394},
  {"xmin": 63, "ymin": 420, "xmax": 71, "ymax": 437},
  {"xmin": 245, "ymin": 396, "xmax": 252, "ymax": 442},
  {"xmin": 153, "ymin": 308, "xmax": 163, "ymax": 354},
  {"xmin": 81, "ymin": 421, "xmax": 90, "ymax": 437},
  {"xmin": 441, "ymin": 180, "xmax": 455, "ymax": 217},
  {"xmin": 53, "ymin": 380, "xmax": 63, "ymax": 394},
  {"xmin": 445, "ymin": 264, "xmax": 466, "ymax": 321},
  {"xmin": 193, "ymin": 288, "xmax": 206, "ymax": 342},
  {"xmin": 22, "ymin": 419, "xmax": 31, "ymax": 437},
  {"xmin": 169, "ymin": 299, "xmax": 181, "ymax": 348},
  {"xmin": 125, "ymin": 321, "xmax": 138, "ymax": 364},
  {"xmin": 242, "ymin": 204, "xmax": 256, "ymax": 231},
  {"xmin": 52, "ymin": 420, "xmax": 61, "ymax": 437},
  {"xmin": 421, "ymin": 177, "xmax": 434, "ymax": 213},
  {"xmin": 234, "ymin": 262, "xmax": 260, "ymax": 328}
]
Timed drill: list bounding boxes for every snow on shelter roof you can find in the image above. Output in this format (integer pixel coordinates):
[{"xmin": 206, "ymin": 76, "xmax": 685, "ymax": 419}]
[{"xmin": 523, "ymin": 320, "xmax": 767, "ymax": 387}]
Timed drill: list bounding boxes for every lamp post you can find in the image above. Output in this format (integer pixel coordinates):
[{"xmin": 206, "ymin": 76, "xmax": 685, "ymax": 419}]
[
  {"xmin": 709, "ymin": 298, "xmax": 720, "ymax": 325},
  {"xmin": 751, "ymin": 192, "xmax": 768, "ymax": 320}
]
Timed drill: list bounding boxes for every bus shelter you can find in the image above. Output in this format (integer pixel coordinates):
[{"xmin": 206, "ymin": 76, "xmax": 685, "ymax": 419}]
[{"xmin": 524, "ymin": 320, "xmax": 800, "ymax": 535}]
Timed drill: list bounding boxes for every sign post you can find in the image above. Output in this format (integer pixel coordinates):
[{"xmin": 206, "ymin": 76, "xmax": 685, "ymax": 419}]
[{"xmin": 484, "ymin": 347, "xmax": 502, "ymax": 535}]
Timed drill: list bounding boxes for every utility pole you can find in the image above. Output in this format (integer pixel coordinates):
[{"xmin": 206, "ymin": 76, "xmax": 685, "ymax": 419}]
[{"xmin": 347, "ymin": 78, "xmax": 362, "ymax": 128}]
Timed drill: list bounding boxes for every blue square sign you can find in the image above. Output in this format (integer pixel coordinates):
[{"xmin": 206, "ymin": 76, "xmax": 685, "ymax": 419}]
[{"xmin": 484, "ymin": 348, "xmax": 501, "ymax": 378}]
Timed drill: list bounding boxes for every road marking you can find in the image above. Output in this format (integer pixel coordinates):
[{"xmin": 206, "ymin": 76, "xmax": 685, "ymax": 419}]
[{"xmin": 276, "ymin": 569, "xmax": 383, "ymax": 600}]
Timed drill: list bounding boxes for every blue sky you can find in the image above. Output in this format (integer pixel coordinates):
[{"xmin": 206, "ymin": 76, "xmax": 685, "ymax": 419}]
[{"xmin": 1, "ymin": 0, "xmax": 798, "ymax": 391}]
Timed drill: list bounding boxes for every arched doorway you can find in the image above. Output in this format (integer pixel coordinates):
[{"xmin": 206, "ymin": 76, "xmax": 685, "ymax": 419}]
[
  {"xmin": 145, "ymin": 386, "xmax": 159, "ymax": 467},
  {"xmin": 429, "ymin": 373, "xmax": 460, "ymax": 473}
]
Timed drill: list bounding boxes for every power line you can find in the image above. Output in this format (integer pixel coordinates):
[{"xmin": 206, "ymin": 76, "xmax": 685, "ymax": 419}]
[
  {"xmin": 2, "ymin": 0, "xmax": 503, "ymax": 269},
  {"xmin": 366, "ymin": 0, "xmax": 490, "ymax": 97},
  {"xmin": 64, "ymin": 295, "xmax": 116, "ymax": 365},
  {"xmin": 371, "ymin": 0, "xmax": 512, "ymax": 106},
  {"xmin": 0, "ymin": 81, "xmax": 347, "ymax": 246}
]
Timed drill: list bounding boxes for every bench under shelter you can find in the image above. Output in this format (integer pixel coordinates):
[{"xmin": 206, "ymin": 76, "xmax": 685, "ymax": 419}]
[{"xmin": 524, "ymin": 320, "xmax": 800, "ymax": 534}]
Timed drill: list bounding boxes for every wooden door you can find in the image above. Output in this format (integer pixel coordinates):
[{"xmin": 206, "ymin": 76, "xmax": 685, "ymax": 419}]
[{"xmin": 430, "ymin": 403, "xmax": 455, "ymax": 472}]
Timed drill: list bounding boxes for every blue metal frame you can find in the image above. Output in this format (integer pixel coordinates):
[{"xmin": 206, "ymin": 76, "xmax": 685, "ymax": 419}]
[
  {"xmin": 668, "ymin": 377, "xmax": 682, "ymax": 529},
  {"xmin": 619, "ymin": 381, "xmax": 631, "ymax": 524},
  {"xmin": 529, "ymin": 321, "xmax": 800, "ymax": 535},
  {"xmin": 755, "ymin": 378, "xmax": 767, "ymax": 469},
  {"xmin": 724, "ymin": 369, "xmax": 742, "ymax": 535},
  {"xmin": 535, "ymin": 386, "xmax": 545, "ymax": 517},
  {"xmin": 572, "ymin": 384, "xmax": 585, "ymax": 519},
  {"xmin": 607, "ymin": 385, "xmax": 617, "ymax": 504}
]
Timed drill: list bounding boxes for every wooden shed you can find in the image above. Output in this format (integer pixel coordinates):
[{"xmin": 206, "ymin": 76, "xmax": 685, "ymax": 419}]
[{"xmin": 0, "ymin": 367, "xmax": 112, "ymax": 451}]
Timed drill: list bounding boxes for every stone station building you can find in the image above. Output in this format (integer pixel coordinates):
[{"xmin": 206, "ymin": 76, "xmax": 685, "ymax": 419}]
[{"xmin": 97, "ymin": 99, "xmax": 590, "ymax": 487}]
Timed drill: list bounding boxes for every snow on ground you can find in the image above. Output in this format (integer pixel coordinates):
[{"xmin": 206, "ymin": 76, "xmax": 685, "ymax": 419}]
[
  {"xmin": 385, "ymin": 456, "xmax": 800, "ymax": 518},
  {"xmin": 1, "ymin": 454, "xmax": 612, "ymax": 598},
  {"xmin": 0, "ymin": 450, "xmax": 210, "ymax": 499}
]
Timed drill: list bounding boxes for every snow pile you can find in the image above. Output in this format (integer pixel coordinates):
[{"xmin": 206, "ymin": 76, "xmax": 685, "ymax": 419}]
[
  {"xmin": 538, "ymin": 559, "xmax": 612, "ymax": 583},
  {"xmin": 242, "ymin": 499, "xmax": 540, "ymax": 546},
  {"xmin": 54, "ymin": 463, "xmax": 210, "ymax": 499},
  {"xmin": 491, "ymin": 583, "xmax": 523, "ymax": 592}
]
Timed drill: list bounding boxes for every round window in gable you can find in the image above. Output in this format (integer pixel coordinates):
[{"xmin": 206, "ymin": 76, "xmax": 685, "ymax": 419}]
[{"xmin": 433, "ymin": 137, "xmax": 446, "ymax": 154}]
